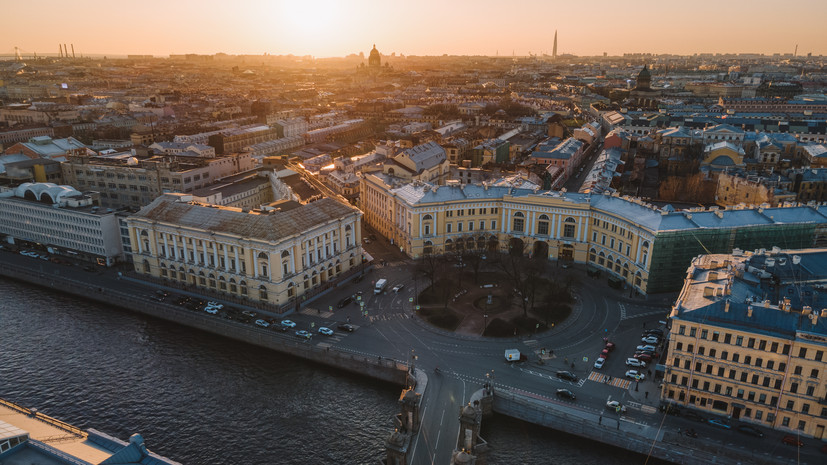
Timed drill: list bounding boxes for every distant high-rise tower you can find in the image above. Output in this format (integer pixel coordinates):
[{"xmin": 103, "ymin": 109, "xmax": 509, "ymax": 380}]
[{"xmin": 552, "ymin": 30, "xmax": 557, "ymax": 59}]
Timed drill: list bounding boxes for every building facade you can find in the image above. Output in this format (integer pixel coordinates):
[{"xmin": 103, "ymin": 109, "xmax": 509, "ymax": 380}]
[
  {"xmin": 0, "ymin": 183, "xmax": 124, "ymax": 265},
  {"xmin": 127, "ymin": 194, "xmax": 363, "ymax": 312},
  {"xmin": 663, "ymin": 249, "xmax": 827, "ymax": 440},
  {"xmin": 360, "ymin": 175, "xmax": 827, "ymax": 294}
]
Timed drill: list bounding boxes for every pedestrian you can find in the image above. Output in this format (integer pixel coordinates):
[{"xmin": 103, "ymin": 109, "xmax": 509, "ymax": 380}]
[
  {"xmin": 599, "ymin": 416, "xmax": 602, "ymax": 425},
  {"xmin": 677, "ymin": 428, "xmax": 682, "ymax": 436},
  {"xmin": 645, "ymin": 391, "xmax": 649, "ymax": 399},
  {"xmin": 617, "ymin": 421, "xmax": 620, "ymax": 430},
  {"xmin": 643, "ymin": 322, "xmax": 646, "ymax": 329}
]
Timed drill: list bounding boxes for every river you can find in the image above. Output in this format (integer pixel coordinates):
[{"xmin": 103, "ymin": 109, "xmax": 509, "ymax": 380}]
[{"xmin": 0, "ymin": 278, "xmax": 665, "ymax": 464}]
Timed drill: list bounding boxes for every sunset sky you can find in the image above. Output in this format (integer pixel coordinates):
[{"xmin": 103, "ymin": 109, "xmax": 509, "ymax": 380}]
[{"xmin": 3, "ymin": 0, "xmax": 826, "ymax": 58}]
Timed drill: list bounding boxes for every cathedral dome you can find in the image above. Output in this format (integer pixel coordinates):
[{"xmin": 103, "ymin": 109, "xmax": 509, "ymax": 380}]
[{"xmin": 368, "ymin": 44, "xmax": 381, "ymax": 68}]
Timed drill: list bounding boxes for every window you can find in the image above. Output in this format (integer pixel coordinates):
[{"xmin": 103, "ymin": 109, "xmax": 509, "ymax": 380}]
[
  {"xmin": 512, "ymin": 212, "xmax": 525, "ymax": 232},
  {"xmin": 799, "ymin": 347, "xmax": 807, "ymax": 358},
  {"xmin": 771, "ymin": 342, "xmax": 778, "ymax": 352},
  {"xmin": 794, "ymin": 365, "xmax": 802, "ymax": 375},
  {"xmin": 563, "ymin": 217, "xmax": 576, "ymax": 238},
  {"xmin": 790, "ymin": 383, "xmax": 798, "ymax": 394},
  {"xmin": 811, "ymin": 369, "xmax": 819, "ymax": 378},
  {"xmin": 735, "ymin": 336, "xmax": 743, "ymax": 346},
  {"xmin": 724, "ymin": 333, "xmax": 732, "ymax": 344},
  {"xmin": 538, "ymin": 214, "xmax": 549, "ymax": 235},
  {"xmin": 690, "ymin": 328, "xmax": 696, "ymax": 337},
  {"xmin": 701, "ymin": 329, "xmax": 708, "ymax": 340},
  {"xmin": 747, "ymin": 338, "xmax": 755, "ymax": 348},
  {"xmin": 817, "ymin": 350, "xmax": 824, "ymax": 362}
]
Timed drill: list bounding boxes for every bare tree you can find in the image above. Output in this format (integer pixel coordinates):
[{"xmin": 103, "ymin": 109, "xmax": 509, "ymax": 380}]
[
  {"xmin": 496, "ymin": 241, "xmax": 544, "ymax": 316},
  {"xmin": 414, "ymin": 252, "xmax": 442, "ymax": 290}
]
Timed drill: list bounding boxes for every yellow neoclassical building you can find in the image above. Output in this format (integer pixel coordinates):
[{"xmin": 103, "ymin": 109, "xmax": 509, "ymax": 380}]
[
  {"xmin": 361, "ymin": 173, "xmax": 827, "ymax": 295},
  {"xmin": 664, "ymin": 249, "xmax": 827, "ymax": 440},
  {"xmin": 127, "ymin": 193, "xmax": 363, "ymax": 312},
  {"xmin": 361, "ymin": 172, "xmax": 657, "ymax": 292}
]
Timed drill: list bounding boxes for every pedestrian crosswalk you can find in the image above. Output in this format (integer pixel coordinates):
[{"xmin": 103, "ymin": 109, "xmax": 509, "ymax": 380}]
[
  {"xmin": 368, "ymin": 313, "xmax": 411, "ymax": 322},
  {"xmin": 588, "ymin": 371, "xmax": 631, "ymax": 389},
  {"xmin": 300, "ymin": 307, "xmax": 334, "ymax": 318}
]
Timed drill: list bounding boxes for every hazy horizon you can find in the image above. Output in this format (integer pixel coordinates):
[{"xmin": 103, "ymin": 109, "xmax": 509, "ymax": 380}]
[{"xmin": 3, "ymin": 0, "xmax": 826, "ymax": 58}]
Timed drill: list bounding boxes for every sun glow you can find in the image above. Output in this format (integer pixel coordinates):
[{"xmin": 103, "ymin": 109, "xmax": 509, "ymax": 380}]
[{"xmin": 274, "ymin": 0, "xmax": 344, "ymax": 55}]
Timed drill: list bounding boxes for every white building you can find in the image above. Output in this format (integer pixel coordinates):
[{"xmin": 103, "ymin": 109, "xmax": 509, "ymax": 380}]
[{"xmin": 0, "ymin": 183, "xmax": 125, "ymax": 265}]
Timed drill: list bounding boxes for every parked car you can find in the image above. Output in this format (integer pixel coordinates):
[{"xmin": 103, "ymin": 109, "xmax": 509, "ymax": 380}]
[
  {"xmin": 625, "ymin": 358, "xmax": 647, "ymax": 368},
  {"xmin": 644, "ymin": 329, "xmax": 664, "ymax": 337},
  {"xmin": 555, "ymin": 389, "xmax": 576, "ymax": 400},
  {"xmin": 641, "ymin": 336, "xmax": 660, "ymax": 344},
  {"xmin": 295, "ymin": 330, "xmax": 312, "ymax": 339},
  {"xmin": 600, "ymin": 349, "xmax": 610, "ymax": 359},
  {"xmin": 555, "ymin": 371, "xmax": 578, "ymax": 382},
  {"xmin": 633, "ymin": 354, "xmax": 652, "ymax": 363},
  {"xmin": 280, "ymin": 319, "xmax": 297, "ymax": 329},
  {"xmin": 337, "ymin": 323, "xmax": 355, "ymax": 332},
  {"xmin": 604, "ymin": 342, "xmax": 616, "ymax": 351},
  {"xmin": 737, "ymin": 425, "xmax": 764, "ymax": 438},
  {"xmin": 593, "ymin": 357, "xmax": 606, "ymax": 369},
  {"xmin": 707, "ymin": 418, "xmax": 731, "ymax": 429},
  {"xmin": 318, "ymin": 327, "xmax": 334, "ymax": 336},
  {"xmin": 254, "ymin": 319, "xmax": 270, "ymax": 328},
  {"xmin": 636, "ymin": 345, "xmax": 656, "ymax": 352},
  {"xmin": 606, "ymin": 400, "xmax": 627, "ymax": 413},
  {"xmin": 635, "ymin": 349, "xmax": 660, "ymax": 358},
  {"xmin": 241, "ymin": 310, "xmax": 256, "ymax": 318},
  {"xmin": 625, "ymin": 370, "xmax": 645, "ymax": 380},
  {"xmin": 392, "ymin": 284, "xmax": 404, "ymax": 293},
  {"xmin": 781, "ymin": 435, "xmax": 804, "ymax": 447},
  {"xmin": 204, "ymin": 307, "xmax": 218, "ymax": 315}
]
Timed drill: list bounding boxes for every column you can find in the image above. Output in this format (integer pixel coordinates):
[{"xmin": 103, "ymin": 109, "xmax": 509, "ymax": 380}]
[
  {"xmin": 556, "ymin": 214, "xmax": 562, "ymax": 238},
  {"xmin": 201, "ymin": 242, "xmax": 208, "ymax": 267},
  {"xmin": 181, "ymin": 237, "xmax": 188, "ymax": 263},
  {"xmin": 502, "ymin": 208, "xmax": 508, "ymax": 233},
  {"xmin": 172, "ymin": 236, "xmax": 180, "ymax": 261},
  {"xmin": 223, "ymin": 246, "xmax": 230, "ymax": 271},
  {"xmin": 163, "ymin": 235, "xmax": 170, "ymax": 259},
  {"xmin": 212, "ymin": 242, "xmax": 219, "ymax": 268},
  {"xmin": 636, "ymin": 237, "xmax": 643, "ymax": 263},
  {"xmin": 252, "ymin": 248, "xmax": 258, "ymax": 278},
  {"xmin": 419, "ymin": 215, "xmax": 423, "ymax": 238},
  {"xmin": 530, "ymin": 211, "xmax": 536, "ymax": 236}
]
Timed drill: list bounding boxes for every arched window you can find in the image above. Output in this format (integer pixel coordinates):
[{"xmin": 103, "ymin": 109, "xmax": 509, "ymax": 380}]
[
  {"xmin": 622, "ymin": 262, "xmax": 630, "ymax": 278},
  {"xmin": 598, "ymin": 251, "xmax": 606, "ymax": 266},
  {"xmin": 198, "ymin": 271, "xmax": 206, "ymax": 285},
  {"xmin": 614, "ymin": 259, "xmax": 621, "ymax": 273},
  {"xmin": 281, "ymin": 250, "xmax": 290, "ymax": 258},
  {"xmin": 239, "ymin": 280, "xmax": 248, "ymax": 296},
  {"xmin": 589, "ymin": 247, "xmax": 597, "ymax": 263},
  {"xmin": 445, "ymin": 238, "xmax": 454, "ymax": 252},
  {"xmin": 538, "ymin": 214, "xmax": 550, "ymax": 236},
  {"xmin": 259, "ymin": 285, "xmax": 268, "ymax": 300},
  {"xmin": 218, "ymin": 276, "xmax": 227, "ymax": 290},
  {"xmin": 287, "ymin": 282, "xmax": 295, "ymax": 298},
  {"xmin": 424, "ymin": 241, "xmax": 433, "ymax": 255},
  {"xmin": 229, "ymin": 278, "xmax": 237, "ymax": 293},
  {"xmin": 563, "ymin": 217, "xmax": 576, "ymax": 238},
  {"xmin": 512, "ymin": 211, "xmax": 525, "ymax": 233},
  {"xmin": 423, "ymin": 214, "xmax": 433, "ymax": 236},
  {"xmin": 634, "ymin": 271, "xmax": 642, "ymax": 287},
  {"xmin": 641, "ymin": 241, "xmax": 650, "ymax": 266},
  {"xmin": 209, "ymin": 273, "xmax": 217, "ymax": 288},
  {"xmin": 140, "ymin": 230, "xmax": 150, "ymax": 253},
  {"xmin": 142, "ymin": 259, "xmax": 150, "ymax": 273}
]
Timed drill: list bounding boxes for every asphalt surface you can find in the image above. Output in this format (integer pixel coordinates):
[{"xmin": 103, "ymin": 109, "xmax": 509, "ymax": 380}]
[{"xmin": 2, "ymin": 243, "xmax": 823, "ymax": 465}]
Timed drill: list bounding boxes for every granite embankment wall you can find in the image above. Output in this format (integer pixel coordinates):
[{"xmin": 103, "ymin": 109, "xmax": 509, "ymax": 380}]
[
  {"xmin": 0, "ymin": 262, "xmax": 408, "ymax": 387},
  {"xmin": 493, "ymin": 389, "xmax": 803, "ymax": 465}
]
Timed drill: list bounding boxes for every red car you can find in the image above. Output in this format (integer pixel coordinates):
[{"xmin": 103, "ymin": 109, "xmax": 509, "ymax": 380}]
[
  {"xmin": 601, "ymin": 349, "xmax": 610, "ymax": 359},
  {"xmin": 604, "ymin": 342, "xmax": 616, "ymax": 351},
  {"xmin": 782, "ymin": 435, "xmax": 804, "ymax": 447},
  {"xmin": 634, "ymin": 353, "xmax": 653, "ymax": 363}
]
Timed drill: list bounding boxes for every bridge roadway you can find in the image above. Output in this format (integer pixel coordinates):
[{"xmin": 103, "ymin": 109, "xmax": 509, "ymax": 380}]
[{"xmin": 0, "ymin": 248, "xmax": 821, "ymax": 465}]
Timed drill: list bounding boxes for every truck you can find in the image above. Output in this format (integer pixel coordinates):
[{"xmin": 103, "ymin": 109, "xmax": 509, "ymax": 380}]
[
  {"xmin": 374, "ymin": 278, "xmax": 387, "ymax": 294},
  {"xmin": 505, "ymin": 349, "xmax": 527, "ymax": 362}
]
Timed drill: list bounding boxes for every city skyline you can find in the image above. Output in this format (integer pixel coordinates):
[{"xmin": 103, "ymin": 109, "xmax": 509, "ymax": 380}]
[{"xmin": 3, "ymin": 0, "xmax": 827, "ymax": 58}]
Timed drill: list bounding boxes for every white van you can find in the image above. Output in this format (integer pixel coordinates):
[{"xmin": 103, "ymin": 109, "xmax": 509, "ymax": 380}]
[{"xmin": 374, "ymin": 278, "xmax": 387, "ymax": 294}]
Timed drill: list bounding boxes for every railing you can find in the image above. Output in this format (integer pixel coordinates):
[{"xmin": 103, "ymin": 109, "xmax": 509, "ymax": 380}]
[{"xmin": 0, "ymin": 398, "xmax": 86, "ymax": 439}]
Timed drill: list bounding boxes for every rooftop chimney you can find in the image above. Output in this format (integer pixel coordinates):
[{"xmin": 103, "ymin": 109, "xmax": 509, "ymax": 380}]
[
  {"xmin": 724, "ymin": 300, "xmax": 730, "ymax": 313},
  {"xmin": 747, "ymin": 306, "xmax": 753, "ymax": 318}
]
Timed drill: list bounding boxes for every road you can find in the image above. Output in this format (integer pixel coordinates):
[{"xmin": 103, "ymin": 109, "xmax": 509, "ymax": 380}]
[{"xmin": 1, "ymin": 246, "xmax": 823, "ymax": 465}]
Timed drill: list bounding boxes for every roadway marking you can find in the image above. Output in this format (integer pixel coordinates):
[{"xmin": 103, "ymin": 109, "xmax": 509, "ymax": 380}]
[
  {"xmin": 587, "ymin": 371, "xmax": 632, "ymax": 389},
  {"xmin": 518, "ymin": 367, "xmax": 587, "ymax": 387},
  {"xmin": 523, "ymin": 339, "xmax": 538, "ymax": 346},
  {"xmin": 299, "ymin": 307, "xmax": 335, "ymax": 318},
  {"xmin": 619, "ymin": 303, "xmax": 627, "ymax": 320}
]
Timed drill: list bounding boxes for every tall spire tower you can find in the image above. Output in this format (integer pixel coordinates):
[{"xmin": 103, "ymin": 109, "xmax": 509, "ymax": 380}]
[{"xmin": 552, "ymin": 30, "xmax": 558, "ymax": 59}]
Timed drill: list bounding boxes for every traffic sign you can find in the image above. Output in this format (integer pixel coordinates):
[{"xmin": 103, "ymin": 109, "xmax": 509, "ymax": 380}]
[
  {"xmin": 328, "ymin": 305, "xmax": 332, "ymax": 311},
  {"xmin": 408, "ymin": 297, "xmax": 413, "ymax": 303},
  {"xmin": 582, "ymin": 356, "xmax": 588, "ymax": 362},
  {"xmin": 416, "ymin": 305, "xmax": 420, "ymax": 310},
  {"xmin": 311, "ymin": 322, "xmax": 315, "ymax": 328}
]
